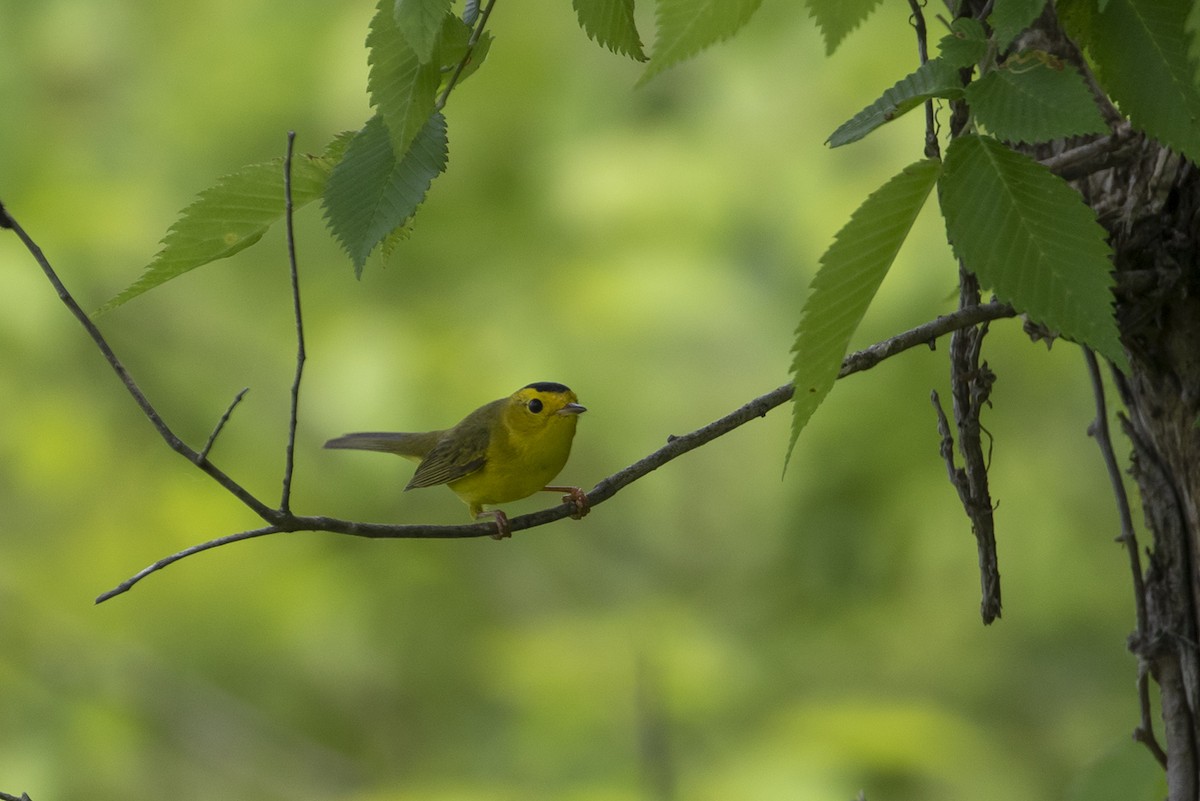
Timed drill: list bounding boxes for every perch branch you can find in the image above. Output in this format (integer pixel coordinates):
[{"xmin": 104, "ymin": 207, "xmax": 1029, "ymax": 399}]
[
  {"xmin": 3, "ymin": 189, "xmax": 1018, "ymax": 604},
  {"xmin": 94, "ymin": 301, "xmax": 1016, "ymax": 602},
  {"xmin": 281, "ymin": 131, "xmax": 304, "ymax": 513}
]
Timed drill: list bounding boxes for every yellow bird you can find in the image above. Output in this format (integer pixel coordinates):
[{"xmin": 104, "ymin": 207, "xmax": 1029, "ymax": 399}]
[{"xmin": 324, "ymin": 382, "xmax": 588, "ymax": 538}]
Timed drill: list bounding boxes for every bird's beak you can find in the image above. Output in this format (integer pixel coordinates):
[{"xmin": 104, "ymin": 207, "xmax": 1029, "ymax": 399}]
[{"xmin": 557, "ymin": 403, "xmax": 587, "ymax": 416}]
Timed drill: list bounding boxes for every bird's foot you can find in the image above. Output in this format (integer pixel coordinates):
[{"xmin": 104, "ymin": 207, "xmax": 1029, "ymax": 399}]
[
  {"xmin": 478, "ymin": 508, "xmax": 511, "ymax": 540},
  {"xmin": 546, "ymin": 485, "xmax": 590, "ymax": 519}
]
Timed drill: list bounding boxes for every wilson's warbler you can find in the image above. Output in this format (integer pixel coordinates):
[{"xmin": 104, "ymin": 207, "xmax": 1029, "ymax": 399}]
[{"xmin": 324, "ymin": 382, "xmax": 588, "ymax": 538}]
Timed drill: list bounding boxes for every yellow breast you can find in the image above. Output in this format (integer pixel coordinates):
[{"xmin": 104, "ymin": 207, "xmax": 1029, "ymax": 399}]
[
  {"xmin": 446, "ymin": 384, "xmax": 583, "ymax": 515},
  {"xmin": 448, "ymin": 410, "xmax": 578, "ymax": 509}
]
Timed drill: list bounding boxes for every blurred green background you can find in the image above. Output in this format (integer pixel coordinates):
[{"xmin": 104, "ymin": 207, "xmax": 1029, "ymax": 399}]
[{"xmin": 0, "ymin": 1, "xmax": 1161, "ymax": 799}]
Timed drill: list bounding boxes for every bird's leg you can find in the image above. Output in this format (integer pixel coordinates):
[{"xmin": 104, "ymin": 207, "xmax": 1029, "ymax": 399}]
[
  {"xmin": 544, "ymin": 485, "xmax": 590, "ymax": 519},
  {"xmin": 475, "ymin": 508, "xmax": 511, "ymax": 540}
]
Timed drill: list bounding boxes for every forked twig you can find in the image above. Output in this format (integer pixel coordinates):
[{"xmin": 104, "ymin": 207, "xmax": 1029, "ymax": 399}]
[{"xmin": 0, "ymin": 202, "xmax": 276, "ymax": 521}]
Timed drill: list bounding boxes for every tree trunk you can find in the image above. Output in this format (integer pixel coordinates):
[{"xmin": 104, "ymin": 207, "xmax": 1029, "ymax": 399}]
[
  {"xmin": 1018, "ymin": 7, "xmax": 1200, "ymax": 796},
  {"xmin": 1106, "ymin": 150, "xmax": 1200, "ymax": 799}
]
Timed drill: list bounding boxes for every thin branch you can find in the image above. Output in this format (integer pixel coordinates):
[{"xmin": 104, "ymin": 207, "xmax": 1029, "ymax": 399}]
[
  {"xmin": 434, "ymin": 0, "xmax": 497, "ymax": 112},
  {"xmin": 199, "ymin": 387, "xmax": 250, "ymax": 462},
  {"xmin": 1138, "ymin": 662, "xmax": 1171, "ymax": 768},
  {"xmin": 281, "ymin": 131, "xmax": 304, "ymax": 513},
  {"xmin": 0, "ymin": 792, "xmax": 32, "ymax": 801},
  {"xmin": 94, "ymin": 301, "xmax": 1017, "ymax": 602},
  {"xmin": 1084, "ymin": 348, "xmax": 1146, "ymax": 625},
  {"xmin": 95, "ymin": 526, "xmax": 283, "ymax": 603},
  {"xmin": 941, "ymin": 267, "xmax": 1002, "ymax": 624},
  {"xmin": 0, "ymin": 205, "xmax": 278, "ymax": 522},
  {"xmin": 1083, "ymin": 347, "xmax": 1167, "ymax": 766},
  {"xmin": 906, "ymin": 0, "xmax": 941, "ymax": 159}
]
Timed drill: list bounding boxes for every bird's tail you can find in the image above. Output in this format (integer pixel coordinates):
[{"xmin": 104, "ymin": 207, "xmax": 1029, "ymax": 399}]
[{"xmin": 323, "ymin": 431, "xmax": 440, "ymax": 461}]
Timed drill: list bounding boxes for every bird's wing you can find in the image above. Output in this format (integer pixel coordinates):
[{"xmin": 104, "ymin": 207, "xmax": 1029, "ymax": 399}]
[{"xmin": 406, "ymin": 423, "xmax": 490, "ymax": 489}]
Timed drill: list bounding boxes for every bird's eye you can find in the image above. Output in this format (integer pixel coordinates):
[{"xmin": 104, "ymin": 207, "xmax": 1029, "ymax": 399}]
[{"xmin": 528, "ymin": 398, "xmax": 544, "ymax": 414}]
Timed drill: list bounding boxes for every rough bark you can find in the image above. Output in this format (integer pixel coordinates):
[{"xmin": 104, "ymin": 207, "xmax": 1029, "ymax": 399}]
[
  {"xmin": 1021, "ymin": 8, "xmax": 1200, "ymax": 797},
  {"xmin": 1107, "ymin": 152, "xmax": 1200, "ymax": 799}
]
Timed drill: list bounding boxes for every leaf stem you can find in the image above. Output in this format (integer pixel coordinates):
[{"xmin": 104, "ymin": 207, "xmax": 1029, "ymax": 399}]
[{"xmin": 434, "ymin": 0, "xmax": 497, "ymax": 111}]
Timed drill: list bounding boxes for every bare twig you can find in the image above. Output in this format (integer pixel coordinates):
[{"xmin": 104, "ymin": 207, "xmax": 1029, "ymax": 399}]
[
  {"xmin": 1137, "ymin": 663, "xmax": 1170, "ymax": 768},
  {"xmin": 1084, "ymin": 349, "xmax": 1146, "ymax": 623},
  {"xmin": 93, "ymin": 301, "xmax": 1016, "ymax": 601},
  {"xmin": 937, "ymin": 267, "xmax": 1002, "ymax": 624},
  {"xmin": 95, "ymin": 526, "xmax": 283, "ymax": 603},
  {"xmin": 906, "ymin": 0, "xmax": 941, "ymax": 159},
  {"xmin": 199, "ymin": 387, "xmax": 250, "ymax": 462},
  {"xmin": 281, "ymin": 131, "xmax": 304, "ymax": 513},
  {"xmin": 434, "ymin": 0, "xmax": 497, "ymax": 112},
  {"xmin": 0, "ymin": 205, "xmax": 277, "ymax": 522},
  {"xmin": 0, "ymin": 791, "xmax": 32, "ymax": 801},
  {"xmin": 1083, "ymin": 347, "xmax": 1167, "ymax": 767}
]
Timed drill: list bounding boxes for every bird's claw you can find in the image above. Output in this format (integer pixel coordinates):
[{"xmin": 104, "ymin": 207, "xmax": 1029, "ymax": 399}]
[
  {"xmin": 481, "ymin": 509, "xmax": 510, "ymax": 540},
  {"xmin": 561, "ymin": 487, "xmax": 590, "ymax": 520}
]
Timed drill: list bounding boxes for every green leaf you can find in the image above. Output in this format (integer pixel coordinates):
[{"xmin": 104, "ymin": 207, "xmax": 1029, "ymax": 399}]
[
  {"xmin": 1056, "ymin": 0, "xmax": 1098, "ymax": 44},
  {"xmin": 393, "ymin": 0, "xmax": 452, "ymax": 63},
  {"xmin": 322, "ymin": 113, "xmax": 449, "ymax": 276},
  {"xmin": 98, "ymin": 137, "xmax": 349, "ymax": 314},
  {"xmin": 436, "ymin": 16, "xmax": 492, "ymax": 90},
  {"xmin": 937, "ymin": 17, "xmax": 989, "ymax": 68},
  {"xmin": 638, "ymin": 0, "xmax": 763, "ymax": 85},
  {"xmin": 804, "ymin": 0, "xmax": 885, "ymax": 55},
  {"xmin": 828, "ymin": 58, "xmax": 963, "ymax": 148},
  {"xmin": 368, "ymin": 0, "xmax": 441, "ymax": 156},
  {"xmin": 965, "ymin": 54, "xmax": 1108, "ymax": 143},
  {"xmin": 573, "ymin": 0, "xmax": 648, "ymax": 61},
  {"xmin": 454, "ymin": 31, "xmax": 493, "ymax": 85},
  {"xmin": 991, "ymin": 0, "xmax": 1048, "ymax": 49},
  {"xmin": 939, "ymin": 135, "xmax": 1126, "ymax": 368},
  {"xmin": 1087, "ymin": 0, "xmax": 1200, "ymax": 162},
  {"xmin": 786, "ymin": 159, "xmax": 942, "ymax": 468}
]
